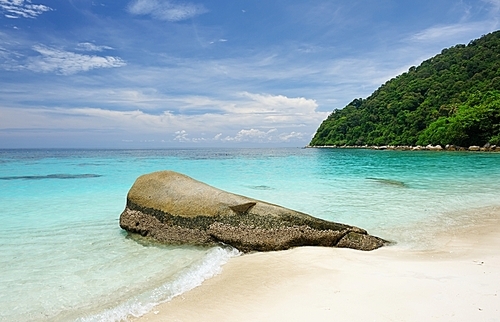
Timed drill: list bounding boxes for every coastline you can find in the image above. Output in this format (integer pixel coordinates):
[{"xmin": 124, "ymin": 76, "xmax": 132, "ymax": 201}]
[
  {"xmin": 135, "ymin": 206, "xmax": 500, "ymax": 321},
  {"xmin": 306, "ymin": 144, "xmax": 500, "ymax": 152}
]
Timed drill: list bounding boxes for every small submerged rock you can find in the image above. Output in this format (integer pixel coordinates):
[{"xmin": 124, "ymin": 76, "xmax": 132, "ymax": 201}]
[
  {"xmin": 366, "ymin": 177, "xmax": 408, "ymax": 188},
  {"xmin": 119, "ymin": 171, "xmax": 388, "ymax": 252}
]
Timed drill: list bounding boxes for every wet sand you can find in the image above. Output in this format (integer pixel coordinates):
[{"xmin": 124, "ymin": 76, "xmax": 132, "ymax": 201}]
[{"xmin": 136, "ymin": 207, "xmax": 500, "ymax": 321}]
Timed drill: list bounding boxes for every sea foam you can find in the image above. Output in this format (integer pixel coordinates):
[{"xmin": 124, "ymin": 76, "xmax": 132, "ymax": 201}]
[
  {"xmin": 77, "ymin": 246, "xmax": 240, "ymax": 322},
  {"xmin": 1, "ymin": 148, "xmax": 500, "ymax": 321}
]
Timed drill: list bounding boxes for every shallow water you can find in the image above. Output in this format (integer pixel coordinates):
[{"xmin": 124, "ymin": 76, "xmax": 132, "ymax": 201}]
[{"xmin": 1, "ymin": 148, "xmax": 499, "ymax": 321}]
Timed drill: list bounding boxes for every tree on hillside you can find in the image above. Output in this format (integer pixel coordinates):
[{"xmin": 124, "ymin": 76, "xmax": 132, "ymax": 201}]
[{"xmin": 310, "ymin": 31, "xmax": 500, "ymax": 147}]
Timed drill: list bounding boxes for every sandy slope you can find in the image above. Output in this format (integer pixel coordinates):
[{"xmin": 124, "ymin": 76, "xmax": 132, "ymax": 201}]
[{"xmin": 136, "ymin": 208, "xmax": 500, "ymax": 322}]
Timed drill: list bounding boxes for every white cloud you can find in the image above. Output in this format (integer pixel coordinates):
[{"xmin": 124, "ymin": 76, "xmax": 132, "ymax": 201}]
[
  {"xmin": 483, "ymin": 0, "xmax": 500, "ymax": 13},
  {"xmin": 217, "ymin": 129, "xmax": 307, "ymax": 143},
  {"xmin": 240, "ymin": 92, "xmax": 318, "ymax": 115},
  {"xmin": 209, "ymin": 39, "xmax": 228, "ymax": 45},
  {"xmin": 400, "ymin": 21, "xmax": 499, "ymax": 75},
  {"xmin": 412, "ymin": 24, "xmax": 474, "ymax": 42},
  {"xmin": 174, "ymin": 129, "xmax": 189, "ymax": 142},
  {"xmin": 221, "ymin": 129, "xmax": 276, "ymax": 142},
  {"xmin": 0, "ymin": 0, "xmax": 52, "ymax": 19},
  {"xmin": 24, "ymin": 45, "xmax": 126, "ymax": 75},
  {"xmin": 279, "ymin": 131, "xmax": 306, "ymax": 141},
  {"xmin": 76, "ymin": 42, "xmax": 113, "ymax": 52},
  {"xmin": 0, "ymin": 90, "xmax": 328, "ymax": 146},
  {"xmin": 127, "ymin": 0, "xmax": 207, "ymax": 22},
  {"xmin": 410, "ymin": 22, "xmax": 496, "ymax": 44}
]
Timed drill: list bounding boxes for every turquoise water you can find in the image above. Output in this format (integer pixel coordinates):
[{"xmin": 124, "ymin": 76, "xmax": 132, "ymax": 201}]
[{"xmin": 1, "ymin": 148, "xmax": 499, "ymax": 321}]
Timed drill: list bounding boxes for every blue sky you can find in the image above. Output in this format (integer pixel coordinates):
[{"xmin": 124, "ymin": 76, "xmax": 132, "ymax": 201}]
[{"xmin": 0, "ymin": 0, "xmax": 499, "ymax": 148}]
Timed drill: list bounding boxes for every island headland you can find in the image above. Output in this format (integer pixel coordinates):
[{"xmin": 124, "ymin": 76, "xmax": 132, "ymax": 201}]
[{"xmin": 310, "ymin": 31, "xmax": 500, "ymax": 149}]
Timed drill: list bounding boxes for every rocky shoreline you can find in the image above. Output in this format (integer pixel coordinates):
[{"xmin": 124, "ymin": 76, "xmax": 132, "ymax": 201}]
[{"xmin": 307, "ymin": 143, "xmax": 500, "ymax": 151}]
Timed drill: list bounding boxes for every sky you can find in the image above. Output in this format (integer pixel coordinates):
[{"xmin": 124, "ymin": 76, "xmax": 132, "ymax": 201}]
[{"xmin": 0, "ymin": 0, "xmax": 499, "ymax": 148}]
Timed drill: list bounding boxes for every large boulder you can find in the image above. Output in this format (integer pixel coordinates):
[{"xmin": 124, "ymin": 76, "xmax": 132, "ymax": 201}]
[{"xmin": 119, "ymin": 171, "xmax": 387, "ymax": 252}]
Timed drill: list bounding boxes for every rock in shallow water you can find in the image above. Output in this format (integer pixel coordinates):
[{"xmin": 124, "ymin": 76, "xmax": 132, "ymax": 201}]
[{"xmin": 119, "ymin": 171, "xmax": 387, "ymax": 252}]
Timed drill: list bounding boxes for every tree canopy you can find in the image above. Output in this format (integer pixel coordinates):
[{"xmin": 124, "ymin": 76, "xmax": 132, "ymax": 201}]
[{"xmin": 310, "ymin": 31, "xmax": 500, "ymax": 147}]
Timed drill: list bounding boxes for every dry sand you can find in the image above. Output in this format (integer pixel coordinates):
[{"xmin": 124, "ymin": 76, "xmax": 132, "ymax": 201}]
[{"xmin": 136, "ymin": 208, "xmax": 500, "ymax": 322}]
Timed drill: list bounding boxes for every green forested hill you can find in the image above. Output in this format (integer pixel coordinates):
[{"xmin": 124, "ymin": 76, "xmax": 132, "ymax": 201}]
[{"xmin": 310, "ymin": 31, "xmax": 500, "ymax": 147}]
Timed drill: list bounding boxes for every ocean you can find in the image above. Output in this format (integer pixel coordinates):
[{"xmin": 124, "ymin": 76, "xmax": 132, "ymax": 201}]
[{"xmin": 1, "ymin": 148, "xmax": 499, "ymax": 321}]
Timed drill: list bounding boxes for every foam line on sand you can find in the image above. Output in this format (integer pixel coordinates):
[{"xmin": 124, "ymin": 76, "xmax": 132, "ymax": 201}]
[{"xmin": 136, "ymin": 207, "xmax": 500, "ymax": 321}]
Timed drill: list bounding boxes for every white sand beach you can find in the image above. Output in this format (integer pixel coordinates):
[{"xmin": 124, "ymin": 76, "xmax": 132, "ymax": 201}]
[{"xmin": 136, "ymin": 207, "xmax": 500, "ymax": 322}]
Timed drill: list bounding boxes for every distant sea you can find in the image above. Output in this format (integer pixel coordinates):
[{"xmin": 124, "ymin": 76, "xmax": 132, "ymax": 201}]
[{"xmin": 1, "ymin": 148, "xmax": 499, "ymax": 321}]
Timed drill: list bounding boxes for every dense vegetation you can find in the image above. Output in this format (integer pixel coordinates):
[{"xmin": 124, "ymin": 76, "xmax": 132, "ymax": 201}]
[{"xmin": 310, "ymin": 31, "xmax": 500, "ymax": 147}]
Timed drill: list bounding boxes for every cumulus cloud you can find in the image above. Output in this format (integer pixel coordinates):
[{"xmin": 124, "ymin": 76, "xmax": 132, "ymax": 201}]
[
  {"xmin": 211, "ymin": 129, "xmax": 307, "ymax": 143},
  {"xmin": 157, "ymin": 92, "xmax": 323, "ymax": 125},
  {"xmin": 240, "ymin": 92, "xmax": 318, "ymax": 115},
  {"xmin": 0, "ymin": 90, "xmax": 328, "ymax": 146},
  {"xmin": 76, "ymin": 42, "xmax": 113, "ymax": 52},
  {"xmin": 0, "ymin": 0, "xmax": 52, "ymax": 19},
  {"xmin": 278, "ymin": 131, "xmax": 306, "ymax": 141},
  {"xmin": 24, "ymin": 45, "xmax": 126, "ymax": 75},
  {"xmin": 174, "ymin": 129, "xmax": 189, "ymax": 142},
  {"xmin": 127, "ymin": 0, "xmax": 207, "ymax": 22},
  {"xmin": 221, "ymin": 129, "xmax": 276, "ymax": 142}
]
